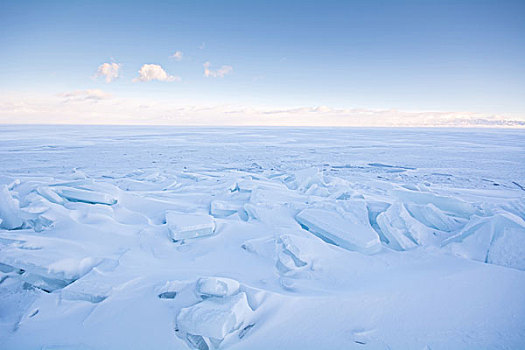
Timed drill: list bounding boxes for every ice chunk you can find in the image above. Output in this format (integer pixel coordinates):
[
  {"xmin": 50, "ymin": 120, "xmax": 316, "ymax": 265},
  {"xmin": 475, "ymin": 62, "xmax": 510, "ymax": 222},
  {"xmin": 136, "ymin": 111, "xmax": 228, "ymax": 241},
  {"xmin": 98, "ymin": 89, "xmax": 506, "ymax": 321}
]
[
  {"xmin": 275, "ymin": 235, "xmax": 310, "ymax": 276},
  {"xmin": 166, "ymin": 211, "xmax": 216, "ymax": 241},
  {"xmin": 0, "ymin": 234, "xmax": 101, "ymax": 291},
  {"xmin": 242, "ymin": 203, "xmax": 298, "ymax": 227},
  {"xmin": 241, "ymin": 236, "xmax": 276, "ymax": 258},
  {"xmin": 487, "ymin": 222, "xmax": 525, "ymax": 270},
  {"xmin": 238, "ymin": 324, "xmax": 255, "ymax": 339},
  {"xmin": 176, "ymin": 292, "xmax": 253, "ymax": 340},
  {"xmin": 392, "ymin": 189, "xmax": 477, "ymax": 218},
  {"xmin": 249, "ymin": 187, "xmax": 303, "ymax": 206},
  {"xmin": 405, "ymin": 203, "xmax": 466, "ymax": 232},
  {"xmin": 29, "ymin": 214, "xmax": 54, "ymax": 233},
  {"xmin": 36, "ymin": 186, "xmax": 65, "ymax": 204},
  {"xmin": 442, "ymin": 212, "xmax": 525, "ymax": 270},
  {"xmin": 366, "ymin": 200, "xmax": 391, "ymax": 243},
  {"xmin": 158, "ymin": 291, "xmax": 177, "ymax": 299},
  {"xmin": 56, "ymin": 187, "xmax": 117, "ymax": 205},
  {"xmin": 242, "ymin": 234, "xmax": 317, "ymax": 278},
  {"xmin": 230, "ymin": 178, "xmax": 287, "ymax": 193},
  {"xmin": 501, "ymin": 198, "xmax": 525, "ymax": 221},
  {"xmin": 158, "ymin": 280, "xmax": 188, "ymax": 299},
  {"xmin": 19, "ymin": 271, "xmax": 72, "ymax": 292},
  {"xmin": 185, "ymin": 334, "xmax": 210, "ymax": 350},
  {"xmin": 376, "ymin": 202, "xmax": 445, "ymax": 250},
  {"xmin": 19, "ymin": 257, "xmax": 100, "ymax": 292},
  {"xmin": 303, "ymin": 183, "xmax": 330, "ymax": 197},
  {"xmin": 210, "ymin": 200, "xmax": 241, "ymax": 218},
  {"xmin": 284, "ymin": 168, "xmax": 326, "ymax": 193},
  {"xmin": 296, "ymin": 207, "xmax": 381, "ymax": 253},
  {"xmin": 0, "ymin": 185, "xmax": 24, "ymax": 229},
  {"xmin": 376, "ymin": 208, "xmax": 418, "ymax": 250},
  {"xmin": 60, "ymin": 260, "xmax": 119, "ymax": 303},
  {"xmin": 196, "ymin": 277, "xmax": 240, "ymax": 298}
]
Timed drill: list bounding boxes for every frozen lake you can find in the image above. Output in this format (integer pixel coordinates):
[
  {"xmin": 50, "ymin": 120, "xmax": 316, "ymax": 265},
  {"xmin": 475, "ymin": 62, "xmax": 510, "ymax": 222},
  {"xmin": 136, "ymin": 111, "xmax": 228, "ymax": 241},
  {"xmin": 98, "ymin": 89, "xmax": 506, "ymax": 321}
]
[{"xmin": 1, "ymin": 126, "xmax": 524, "ymax": 349}]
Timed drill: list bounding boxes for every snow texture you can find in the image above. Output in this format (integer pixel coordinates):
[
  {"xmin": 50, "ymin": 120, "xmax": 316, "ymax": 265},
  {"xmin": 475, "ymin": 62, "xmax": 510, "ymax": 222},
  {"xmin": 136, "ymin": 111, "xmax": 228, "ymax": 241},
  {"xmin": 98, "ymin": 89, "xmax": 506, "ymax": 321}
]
[{"xmin": 0, "ymin": 126, "xmax": 524, "ymax": 350}]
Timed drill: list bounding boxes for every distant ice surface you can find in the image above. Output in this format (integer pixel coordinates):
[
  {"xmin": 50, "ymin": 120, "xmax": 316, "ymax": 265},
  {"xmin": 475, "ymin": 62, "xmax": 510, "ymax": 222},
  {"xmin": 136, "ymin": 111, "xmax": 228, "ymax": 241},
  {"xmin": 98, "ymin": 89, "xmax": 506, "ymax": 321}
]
[{"xmin": 0, "ymin": 125, "xmax": 524, "ymax": 350}]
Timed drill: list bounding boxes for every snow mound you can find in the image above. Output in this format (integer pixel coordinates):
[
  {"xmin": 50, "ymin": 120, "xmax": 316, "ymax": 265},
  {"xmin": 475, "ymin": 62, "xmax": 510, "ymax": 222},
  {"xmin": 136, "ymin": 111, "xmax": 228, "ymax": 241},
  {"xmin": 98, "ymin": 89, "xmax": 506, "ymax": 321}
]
[
  {"xmin": 196, "ymin": 277, "xmax": 240, "ymax": 298},
  {"xmin": 240, "ymin": 236, "xmax": 275, "ymax": 258}
]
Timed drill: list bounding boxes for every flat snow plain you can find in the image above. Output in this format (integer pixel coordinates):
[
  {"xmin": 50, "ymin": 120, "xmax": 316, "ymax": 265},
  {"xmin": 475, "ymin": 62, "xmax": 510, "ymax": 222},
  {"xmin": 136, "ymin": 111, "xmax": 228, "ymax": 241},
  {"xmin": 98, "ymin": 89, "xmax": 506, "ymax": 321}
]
[{"xmin": 0, "ymin": 125, "xmax": 524, "ymax": 350}]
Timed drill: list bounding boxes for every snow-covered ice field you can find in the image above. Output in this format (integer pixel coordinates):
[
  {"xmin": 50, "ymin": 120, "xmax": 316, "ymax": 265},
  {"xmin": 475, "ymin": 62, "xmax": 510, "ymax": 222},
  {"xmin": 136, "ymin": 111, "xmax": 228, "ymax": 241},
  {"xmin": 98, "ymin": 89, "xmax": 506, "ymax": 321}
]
[{"xmin": 0, "ymin": 125, "xmax": 524, "ymax": 350}]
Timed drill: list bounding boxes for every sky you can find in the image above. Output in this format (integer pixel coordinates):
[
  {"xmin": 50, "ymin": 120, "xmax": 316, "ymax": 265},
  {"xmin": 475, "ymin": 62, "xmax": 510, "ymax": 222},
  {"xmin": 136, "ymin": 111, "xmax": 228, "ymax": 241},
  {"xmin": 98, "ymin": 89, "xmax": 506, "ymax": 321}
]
[{"xmin": 1, "ymin": 0, "xmax": 524, "ymax": 126}]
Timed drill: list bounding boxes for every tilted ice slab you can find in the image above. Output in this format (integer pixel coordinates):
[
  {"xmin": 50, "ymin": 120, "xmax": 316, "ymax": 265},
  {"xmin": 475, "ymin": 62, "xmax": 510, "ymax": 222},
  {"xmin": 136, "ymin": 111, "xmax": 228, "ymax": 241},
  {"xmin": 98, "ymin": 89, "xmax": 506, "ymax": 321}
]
[
  {"xmin": 501, "ymin": 198, "xmax": 525, "ymax": 222},
  {"xmin": 442, "ymin": 212, "xmax": 525, "ymax": 271},
  {"xmin": 391, "ymin": 188, "xmax": 477, "ymax": 218},
  {"xmin": 376, "ymin": 203, "xmax": 419, "ymax": 250},
  {"xmin": 296, "ymin": 205, "xmax": 381, "ymax": 254},
  {"xmin": 241, "ymin": 236, "xmax": 276, "ymax": 258},
  {"xmin": 229, "ymin": 178, "xmax": 288, "ymax": 194},
  {"xmin": 176, "ymin": 292, "xmax": 253, "ymax": 341},
  {"xmin": 0, "ymin": 234, "xmax": 101, "ymax": 292},
  {"xmin": 249, "ymin": 186, "xmax": 304, "ymax": 207},
  {"xmin": 241, "ymin": 234, "xmax": 319, "ymax": 278},
  {"xmin": 0, "ymin": 185, "xmax": 24, "ymax": 229},
  {"xmin": 210, "ymin": 200, "xmax": 242, "ymax": 218},
  {"xmin": 166, "ymin": 211, "xmax": 216, "ymax": 241},
  {"xmin": 60, "ymin": 259, "xmax": 119, "ymax": 303},
  {"xmin": 275, "ymin": 234, "xmax": 312, "ymax": 277},
  {"xmin": 285, "ymin": 168, "xmax": 324, "ymax": 190},
  {"xmin": 36, "ymin": 186, "xmax": 66, "ymax": 205},
  {"xmin": 376, "ymin": 202, "xmax": 459, "ymax": 250},
  {"xmin": 404, "ymin": 202, "xmax": 466, "ymax": 232},
  {"xmin": 56, "ymin": 187, "xmax": 117, "ymax": 205}
]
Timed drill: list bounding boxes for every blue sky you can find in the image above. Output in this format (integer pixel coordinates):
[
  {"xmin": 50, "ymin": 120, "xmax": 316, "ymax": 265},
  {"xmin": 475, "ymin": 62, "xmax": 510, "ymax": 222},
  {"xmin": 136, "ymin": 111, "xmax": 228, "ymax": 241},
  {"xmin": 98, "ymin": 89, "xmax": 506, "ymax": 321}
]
[{"xmin": 1, "ymin": 0, "xmax": 524, "ymax": 125}]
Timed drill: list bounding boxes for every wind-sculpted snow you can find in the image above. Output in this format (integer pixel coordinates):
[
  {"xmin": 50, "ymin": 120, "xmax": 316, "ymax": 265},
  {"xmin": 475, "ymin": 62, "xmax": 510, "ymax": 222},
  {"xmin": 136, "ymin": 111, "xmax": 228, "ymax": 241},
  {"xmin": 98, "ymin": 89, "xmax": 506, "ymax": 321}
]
[{"xmin": 0, "ymin": 126, "xmax": 524, "ymax": 349}]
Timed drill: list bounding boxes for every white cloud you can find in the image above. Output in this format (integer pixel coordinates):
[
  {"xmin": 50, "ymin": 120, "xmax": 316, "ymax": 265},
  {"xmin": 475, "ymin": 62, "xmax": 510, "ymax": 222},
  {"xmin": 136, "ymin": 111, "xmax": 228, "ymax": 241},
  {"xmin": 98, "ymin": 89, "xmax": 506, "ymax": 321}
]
[
  {"xmin": 94, "ymin": 63, "xmax": 121, "ymax": 83},
  {"xmin": 60, "ymin": 89, "xmax": 112, "ymax": 102},
  {"xmin": 1, "ymin": 93, "xmax": 523, "ymax": 127},
  {"xmin": 133, "ymin": 64, "xmax": 180, "ymax": 82},
  {"xmin": 171, "ymin": 51, "xmax": 183, "ymax": 60},
  {"xmin": 203, "ymin": 62, "xmax": 233, "ymax": 78}
]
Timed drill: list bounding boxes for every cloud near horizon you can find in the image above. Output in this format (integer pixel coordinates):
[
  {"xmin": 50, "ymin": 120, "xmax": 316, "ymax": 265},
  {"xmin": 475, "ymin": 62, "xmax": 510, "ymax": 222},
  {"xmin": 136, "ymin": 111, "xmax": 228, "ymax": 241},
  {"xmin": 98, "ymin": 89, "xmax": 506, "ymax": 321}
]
[
  {"xmin": 1, "ymin": 93, "xmax": 523, "ymax": 127},
  {"xmin": 60, "ymin": 89, "xmax": 112, "ymax": 102},
  {"xmin": 94, "ymin": 63, "xmax": 121, "ymax": 83},
  {"xmin": 133, "ymin": 64, "xmax": 180, "ymax": 82},
  {"xmin": 203, "ymin": 62, "xmax": 233, "ymax": 78}
]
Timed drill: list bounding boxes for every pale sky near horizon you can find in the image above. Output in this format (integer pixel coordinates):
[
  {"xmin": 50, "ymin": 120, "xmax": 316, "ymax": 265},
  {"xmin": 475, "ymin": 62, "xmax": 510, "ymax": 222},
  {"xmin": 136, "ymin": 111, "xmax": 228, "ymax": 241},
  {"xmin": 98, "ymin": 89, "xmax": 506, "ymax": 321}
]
[{"xmin": 1, "ymin": 0, "xmax": 524, "ymax": 126}]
